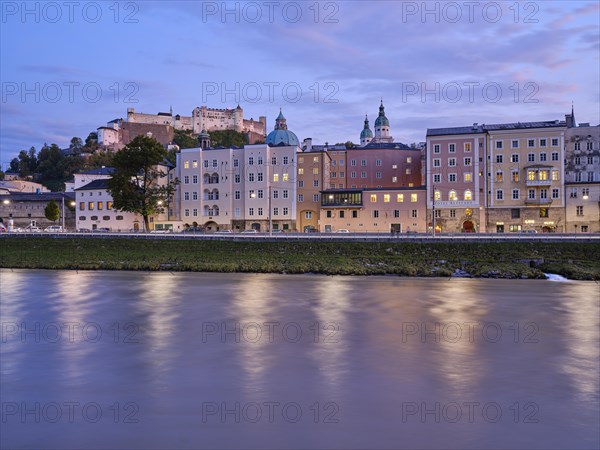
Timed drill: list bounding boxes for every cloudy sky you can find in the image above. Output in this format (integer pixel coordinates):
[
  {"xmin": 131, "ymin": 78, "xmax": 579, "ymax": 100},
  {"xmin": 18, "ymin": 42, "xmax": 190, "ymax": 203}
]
[{"xmin": 1, "ymin": 0, "xmax": 599, "ymax": 168}]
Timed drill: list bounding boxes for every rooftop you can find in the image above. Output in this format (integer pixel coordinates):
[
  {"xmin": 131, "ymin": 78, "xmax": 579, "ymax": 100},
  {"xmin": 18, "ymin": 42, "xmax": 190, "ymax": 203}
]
[{"xmin": 75, "ymin": 179, "xmax": 111, "ymax": 191}]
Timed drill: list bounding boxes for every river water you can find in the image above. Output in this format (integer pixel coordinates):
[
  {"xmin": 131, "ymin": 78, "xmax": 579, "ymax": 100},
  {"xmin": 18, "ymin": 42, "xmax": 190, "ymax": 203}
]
[{"xmin": 1, "ymin": 270, "xmax": 598, "ymax": 449}]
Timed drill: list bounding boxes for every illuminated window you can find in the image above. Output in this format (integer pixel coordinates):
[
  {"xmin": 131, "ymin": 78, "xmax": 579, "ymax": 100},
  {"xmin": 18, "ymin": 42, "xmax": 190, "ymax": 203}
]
[
  {"xmin": 411, "ymin": 193, "xmax": 418, "ymax": 202},
  {"xmin": 107, "ymin": 201, "xmax": 113, "ymax": 210},
  {"xmin": 88, "ymin": 202, "xmax": 94, "ymax": 210},
  {"xmin": 273, "ymin": 174, "xmax": 279, "ymax": 182},
  {"xmin": 192, "ymin": 160, "xmax": 198, "ymax": 168},
  {"xmin": 313, "ymin": 157, "xmax": 319, "ymax": 163},
  {"xmin": 184, "ymin": 161, "xmax": 189, "ymax": 169},
  {"xmin": 539, "ymin": 170, "xmax": 549, "ymax": 181},
  {"xmin": 370, "ymin": 194, "xmax": 377, "ymax": 202},
  {"xmin": 527, "ymin": 170, "xmax": 536, "ymax": 181},
  {"xmin": 283, "ymin": 173, "xmax": 289, "ymax": 182},
  {"xmin": 464, "ymin": 190, "xmax": 472, "ymax": 201},
  {"xmin": 384, "ymin": 194, "xmax": 390, "ymax": 203},
  {"xmin": 464, "ymin": 173, "xmax": 472, "ymax": 182},
  {"xmin": 97, "ymin": 202, "xmax": 103, "ymax": 210},
  {"xmin": 449, "ymin": 190, "xmax": 457, "ymax": 201},
  {"xmin": 434, "ymin": 191, "xmax": 441, "ymax": 201},
  {"xmin": 397, "ymin": 194, "xmax": 404, "ymax": 202},
  {"xmin": 464, "ymin": 143, "xmax": 471, "ymax": 152},
  {"xmin": 79, "ymin": 202, "xmax": 85, "ymax": 211},
  {"xmin": 313, "ymin": 168, "xmax": 319, "ymax": 175},
  {"xmin": 512, "ymin": 171, "xmax": 519, "ymax": 182},
  {"xmin": 551, "ymin": 170, "xmax": 559, "ymax": 181},
  {"xmin": 392, "ymin": 176, "xmax": 398, "ymax": 183},
  {"xmin": 298, "ymin": 168, "xmax": 304, "ymax": 175}
]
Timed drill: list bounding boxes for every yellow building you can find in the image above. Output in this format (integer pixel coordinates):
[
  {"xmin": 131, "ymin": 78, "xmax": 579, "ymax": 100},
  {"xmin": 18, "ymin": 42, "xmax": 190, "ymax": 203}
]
[{"xmin": 486, "ymin": 122, "xmax": 566, "ymax": 232}]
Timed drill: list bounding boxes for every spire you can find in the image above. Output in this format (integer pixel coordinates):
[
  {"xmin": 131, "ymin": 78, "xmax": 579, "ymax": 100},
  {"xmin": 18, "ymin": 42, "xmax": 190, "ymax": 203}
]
[{"xmin": 274, "ymin": 108, "xmax": 287, "ymax": 130}]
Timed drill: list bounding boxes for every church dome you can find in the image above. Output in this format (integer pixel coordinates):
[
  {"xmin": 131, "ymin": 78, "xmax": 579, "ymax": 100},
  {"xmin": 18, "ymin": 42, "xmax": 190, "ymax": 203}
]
[
  {"xmin": 266, "ymin": 129, "xmax": 300, "ymax": 146},
  {"xmin": 360, "ymin": 114, "xmax": 373, "ymax": 139},
  {"xmin": 374, "ymin": 100, "xmax": 390, "ymax": 127},
  {"xmin": 266, "ymin": 108, "xmax": 300, "ymax": 146}
]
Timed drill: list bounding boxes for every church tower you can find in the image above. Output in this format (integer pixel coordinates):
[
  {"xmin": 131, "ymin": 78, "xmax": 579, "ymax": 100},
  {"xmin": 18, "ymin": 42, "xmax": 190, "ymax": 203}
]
[
  {"xmin": 360, "ymin": 114, "xmax": 373, "ymax": 146},
  {"xmin": 373, "ymin": 100, "xmax": 393, "ymax": 143}
]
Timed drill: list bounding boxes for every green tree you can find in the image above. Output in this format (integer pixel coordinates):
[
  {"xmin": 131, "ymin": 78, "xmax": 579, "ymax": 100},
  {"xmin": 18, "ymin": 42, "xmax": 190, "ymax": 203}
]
[
  {"xmin": 85, "ymin": 151, "xmax": 114, "ymax": 169},
  {"xmin": 0, "ymin": 170, "xmax": 5, "ymax": 181},
  {"xmin": 44, "ymin": 200, "xmax": 60, "ymax": 223},
  {"xmin": 173, "ymin": 130, "xmax": 199, "ymax": 149},
  {"xmin": 70, "ymin": 137, "xmax": 84, "ymax": 150},
  {"xmin": 209, "ymin": 130, "xmax": 247, "ymax": 147},
  {"xmin": 108, "ymin": 135, "xmax": 179, "ymax": 231}
]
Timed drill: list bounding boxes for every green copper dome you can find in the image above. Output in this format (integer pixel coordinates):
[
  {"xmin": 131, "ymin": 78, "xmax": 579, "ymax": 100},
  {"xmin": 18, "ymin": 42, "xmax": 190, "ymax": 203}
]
[
  {"xmin": 360, "ymin": 114, "xmax": 373, "ymax": 139},
  {"xmin": 374, "ymin": 101, "xmax": 390, "ymax": 127}
]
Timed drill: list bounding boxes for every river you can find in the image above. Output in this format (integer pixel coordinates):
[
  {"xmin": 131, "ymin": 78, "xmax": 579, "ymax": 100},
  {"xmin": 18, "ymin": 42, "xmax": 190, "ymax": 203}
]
[{"xmin": 1, "ymin": 270, "xmax": 598, "ymax": 449}]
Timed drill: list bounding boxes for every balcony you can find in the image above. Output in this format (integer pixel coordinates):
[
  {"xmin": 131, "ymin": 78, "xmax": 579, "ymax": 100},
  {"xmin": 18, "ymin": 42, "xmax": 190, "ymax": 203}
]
[
  {"xmin": 526, "ymin": 179, "xmax": 553, "ymax": 187},
  {"xmin": 524, "ymin": 198, "xmax": 553, "ymax": 205}
]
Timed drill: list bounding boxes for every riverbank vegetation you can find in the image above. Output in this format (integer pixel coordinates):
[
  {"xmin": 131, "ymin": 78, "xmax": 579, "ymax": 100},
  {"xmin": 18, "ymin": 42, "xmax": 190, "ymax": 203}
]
[{"xmin": 2, "ymin": 238, "xmax": 599, "ymax": 280}]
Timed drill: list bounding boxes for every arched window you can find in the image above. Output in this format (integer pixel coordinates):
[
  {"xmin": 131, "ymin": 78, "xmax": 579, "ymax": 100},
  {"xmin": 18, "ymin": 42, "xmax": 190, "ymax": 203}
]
[
  {"xmin": 203, "ymin": 189, "xmax": 210, "ymax": 201},
  {"xmin": 434, "ymin": 190, "xmax": 441, "ymax": 201},
  {"xmin": 213, "ymin": 205, "xmax": 220, "ymax": 216},
  {"xmin": 212, "ymin": 189, "xmax": 219, "ymax": 200},
  {"xmin": 464, "ymin": 190, "xmax": 473, "ymax": 201},
  {"xmin": 203, "ymin": 205, "xmax": 210, "ymax": 216},
  {"xmin": 449, "ymin": 190, "xmax": 458, "ymax": 201}
]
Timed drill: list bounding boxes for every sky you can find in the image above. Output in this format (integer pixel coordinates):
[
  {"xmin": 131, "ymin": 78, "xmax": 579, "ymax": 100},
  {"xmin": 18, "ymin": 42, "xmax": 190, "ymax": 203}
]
[{"xmin": 1, "ymin": 0, "xmax": 599, "ymax": 169}]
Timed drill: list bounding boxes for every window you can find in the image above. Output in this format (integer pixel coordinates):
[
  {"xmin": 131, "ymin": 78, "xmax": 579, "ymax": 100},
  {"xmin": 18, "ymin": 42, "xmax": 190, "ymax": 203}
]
[
  {"xmin": 192, "ymin": 208, "xmax": 198, "ymax": 217},
  {"xmin": 271, "ymin": 207, "xmax": 278, "ymax": 216},
  {"xmin": 552, "ymin": 138, "xmax": 559, "ymax": 146},
  {"xmin": 407, "ymin": 157, "xmax": 412, "ymax": 163},
  {"xmin": 192, "ymin": 160, "xmax": 198, "ymax": 168},
  {"xmin": 588, "ymin": 172, "xmax": 595, "ymax": 182},
  {"xmin": 587, "ymin": 142, "xmax": 593, "ymax": 151},
  {"xmin": 257, "ymin": 156, "xmax": 263, "ymax": 165},
  {"xmin": 383, "ymin": 194, "xmax": 390, "ymax": 203},
  {"xmin": 449, "ymin": 144, "xmax": 456, "ymax": 153},
  {"xmin": 235, "ymin": 174, "xmax": 241, "ymax": 183},
  {"xmin": 298, "ymin": 180, "xmax": 304, "ymax": 187},
  {"xmin": 350, "ymin": 171, "xmax": 356, "ymax": 178},
  {"xmin": 540, "ymin": 153, "xmax": 547, "ymax": 162},
  {"xmin": 283, "ymin": 190, "xmax": 289, "ymax": 199},
  {"xmin": 313, "ymin": 168, "xmax": 319, "ymax": 175},
  {"xmin": 326, "ymin": 210, "xmax": 332, "ymax": 218},
  {"xmin": 184, "ymin": 192, "xmax": 190, "ymax": 201},
  {"xmin": 184, "ymin": 161, "xmax": 189, "ymax": 169},
  {"xmin": 351, "ymin": 159, "xmax": 356, "ymax": 166},
  {"xmin": 528, "ymin": 139, "xmax": 535, "ymax": 148},
  {"xmin": 283, "ymin": 207, "xmax": 288, "ymax": 216},
  {"xmin": 540, "ymin": 189, "xmax": 548, "ymax": 199},
  {"xmin": 313, "ymin": 194, "xmax": 319, "ymax": 202},
  {"xmin": 449, "ymin": 173, "xmax": 457, "ymax": 182},
  {"xmin": 248, "ymin": 173, "xmax": 255, "ymax": 182},
  {"xmin": 434, "ymin": 191, "xmax": 441, "ymax": 201},
  {"xmin": 576, "ymin": 206, "xmax": 584, "ymax": 216},
  {"xmin": 107, "ymin": 201, "xmax": 113, "ymax": 210},
  {"xmin": 496, "ymin": 171, "xmax": 503, "ymax": 182},
  {"xmin": 464, "ymin": 143, "xmax": 471, "ymax": 152},
  {"xmin": 283, "ymin": 173, "xmax": 289, "ymax": 182},
  {"xmin": 540, "ymin": 139, "xmax": 547, "ymax": 147},
  {"xmin": 273, "ymin": 174, "xmax": 279, "ymax": 182},
  {"xmin": 551, "ymin": 152, "xmax": 559, "ymax": 161},
  {"xmin": 411, "ymin": 194, "xmax": 418, "ymax": 202},
  {"xmin": 184, "ymin": 176, "xmax": 189, "ymax": 184},
  {"xmin": 116, "ymin": 215, "xmax": 123, "ymax": 220},
  {"xmin": 588, "ymin": 156, "xmax": 594, "ymax": 165},
  {"xmin": 511, "ymin": 208, "xmax": 520, "ymax": 219},
  {"xmin": 203, "ymin": 160, "xmax": 209, "ymax": 168},
  {"xmin": 298, "ymin": 194, "xmax": 304, "ymax": 202},
  {"xmin": 496, "ymin": 190, "xmax": 504, "ymax": 200},
  {"xmin": 305, "ymin": 211, "xmax": 312, "ymax": 219},
  {"xmin": 397, "ymin": 194, "xmax": 404, "ymax": 202},
  {"xmin": 298, "ymin": 168, "xmax": 304, "ymax": 175},
  {"xmin": 528, "ymin": 189, "xmax": 535, "ymax": 199},
  {"xmin": 433, "ymin": 159, "xmax": 441, "ymax": 167},
  {"xmin": 184, "ymin": 209, "xmax": 190, "ymax": 217},
  {"xmin": 512, "ymin": 189, "xmax": 519, "ymax": 200},
  {"xmin": 511, "ymin": 154, "xmax": 519, "ymax": 163},
  {"xmin": 234, "ymin": 208, "xmax": 241, "ymax": 217},
  {"xmin": 552, "ymin": 170, "xmax": 559, "ymax": 181},
  {"xmin": 340, "ymin": 172, "xmax": 345, "ymax": 177},
  {"xmin": 258, "ymin": 190, "xmax": 264, "ymax": 199},
  {"xmin": 273, "ymin": 190, "xmax": 279, "ymax": 199},
  {"xmin": 79, "ymin": 202, "xmax": 85, "ymax": 211},
  {"xmin": 433, "ymin": 144, "xmax": 440, "ymax": 153},
  {"xmin": 313, "ymin": 156, "xmax": 319, "ymax": 163},
  {"xmin": 448, "ymin": 158, "xmax": 456, "ymax": 167},
  {"xmin": 370, "ymin": 194, "xmax": 377, "ymax": 203},
  {"xmin": 575, "ymin": 157, "xmax": 581, "ymax": 165},
  {"xmin": 192, "ymin": 192, "xmax": 198, "ymax": 200},
  {"xmin": 464, "ymin": 157, "xmax": 472, "ymax": 166},
  {"xmin": 313, "ymin": 180, "xmax": 319, "ymax": 187},
  {"xmin": 212, "ymin": 160, "xmax": 218, "ymax": 168},
  {"xmin": 449, "ymin": 190, "xmax": 457, "ymax": 201},
  {"xmin": 248, "ymin": 157, "xmax": 254, "ymax": 165},
  {"xmin": 434, "ymin": 210, "xmax": 441, "ymax": 218},
  {"xmin": 496, "ymin": 155, "xmax": 503, "ymax": 164},
  {"xmin": 88, "ymin": 202, "xmax": 94, "ymax": 210},
  {"xmin": 582, "ymin": 188, "xmax": 590, "ymax": 197},
  {"xmin": 433, "ymin": 174, "xmax": 441, "ymax": 183},
  {"xmin": 283, "ymin": 156, "xmax": 289, "ymax": 165},
  {"xmin": 552, "ymin": 188, "xmax": 559, "ymax": 199},
  {"xmin": 193, "ymin": 175, "xmax": 198, "ymax": 184},
  {"xmin": 376, "ymin": 172, "xmax": 383, "ymax": 178},
  {"xmin": 258, "ymin": 207, "xmax": 263, "ymax": 216},
  {"xmin": 539, "ymin": 208, "xmax": 549, "ymax": 218},
  {"xmin": 233, "ymin": 159, "xmax": 239, "ymax": 167},
  {"xmin": 361, "ymin": 160, "xmax": 367, "ymax": 166},
  {"xmin": 235, "ymin": 191, "xmax": 241, "ymax": 200},
  {"xmin": 393, "ymin": 210, "xmax": 400, "ymax": 218},
  {"xmin": 511, "ymin": 140, "xmax": 519, "ymax": 148},
  {"xmin": 496, "ymin": 141, "xmax": 503, "ymax": 149},
  {"xmin": 248, "ymin": 190, "xmax": 255, "ymax": 199},
  {"xmin": 528, "ymin": 153, "xmax": 535, "ymax": 162},
  {"xmin": 464, "ymin": 190, "xmax": 472, "ymax": 201},
  {"xmin": 361, "ymin": 172, "xmax": 367, "ymax": 178},
  {"xmin": 248, "ymin": 208, "xmax": 254, "ymax": 216},
  {"xmin": 581, "ymin": 225, "xmax": 589, "ymax": 232},
  {"xmin": 511, "ymin": 171, "xmax": 519, "ymax": 182},
  {"xmin": 376, "ymin": 159, "xmax": 382, "ymax": 166},
  {"xmin": 392, "ymin": 176, "xmax": 398, "ymax": 183},
  {"xmin": 373, "ymin": 210, "xmax": 379, "ymax": 218},
  {"xmin": 450, "ymin": 210, "xmax": 456, "ymax": 218},
  {"xmin": 411, "ymin": 210, "xmax": 418, "ymax": 218}
]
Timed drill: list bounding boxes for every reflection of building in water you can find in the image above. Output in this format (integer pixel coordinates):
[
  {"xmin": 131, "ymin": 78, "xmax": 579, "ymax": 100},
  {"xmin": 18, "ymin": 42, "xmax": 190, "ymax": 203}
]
[
  {"xmin": 231, "ymin": 275, "xmax": 277, "ymax": 397},
  {"xmin": 558, "ymin": 283, "xmax": 600, "ymax": 401},
  {"xmin": 425, "ymin": 280, "xmax": 488, "ymax": 396},
  {"xmin": 308, "ymin": 277, "xmax": 353, "ymax": 392}
]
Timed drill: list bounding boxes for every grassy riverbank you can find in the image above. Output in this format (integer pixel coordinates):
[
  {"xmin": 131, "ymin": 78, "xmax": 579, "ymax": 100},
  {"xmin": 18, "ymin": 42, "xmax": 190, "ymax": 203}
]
[{"xmin": 2, "ymin": 237, "xmax": 599, "ymax": 280}]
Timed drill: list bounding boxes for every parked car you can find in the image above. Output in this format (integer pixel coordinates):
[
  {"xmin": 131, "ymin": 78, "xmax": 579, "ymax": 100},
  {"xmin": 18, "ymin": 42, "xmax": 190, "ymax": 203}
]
[
  {"xmin": 241, "ymin": 229, "xmax": 258, "ymax": 234},
  {"xmin": 335, "ymin": 229, "xmax": 350, "ymax": 233},
  {"xmin": 24, "ymin": 226, "xmax": 42, "ymax": 232},
  {"xmin": 45, "ymin": 225, "xmax": 64, "ymax": 232},
  {"xmin": 96, "ymin": 227, "xmax": 111, "ymax": 233},
  {"xmin": 77, "ymin": 228, "xmax": 91, "ymax": 233},
  {"xmin": 270, "ymin": 229, "xmax": 283, "ymax": 233},
  {"xmin": 304, "ymin": 227, "xmax": 318, "ymax": 233},
  {"xmin": 520, "ymin": 229, "xmax": 538, "ymax": 234},
  {"xmin": 182, "ymin": 226, "xmax": 204, "ymax": 233},
  {"xmin": 215, "ymin": 230, "xmax": 233, "ymax": 234}
]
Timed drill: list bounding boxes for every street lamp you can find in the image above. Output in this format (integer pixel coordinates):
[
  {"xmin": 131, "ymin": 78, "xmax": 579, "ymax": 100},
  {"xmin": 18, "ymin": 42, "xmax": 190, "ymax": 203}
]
[{"xmin": 432, "ymin": 184, "xmax": 436, "ymax": 237}]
